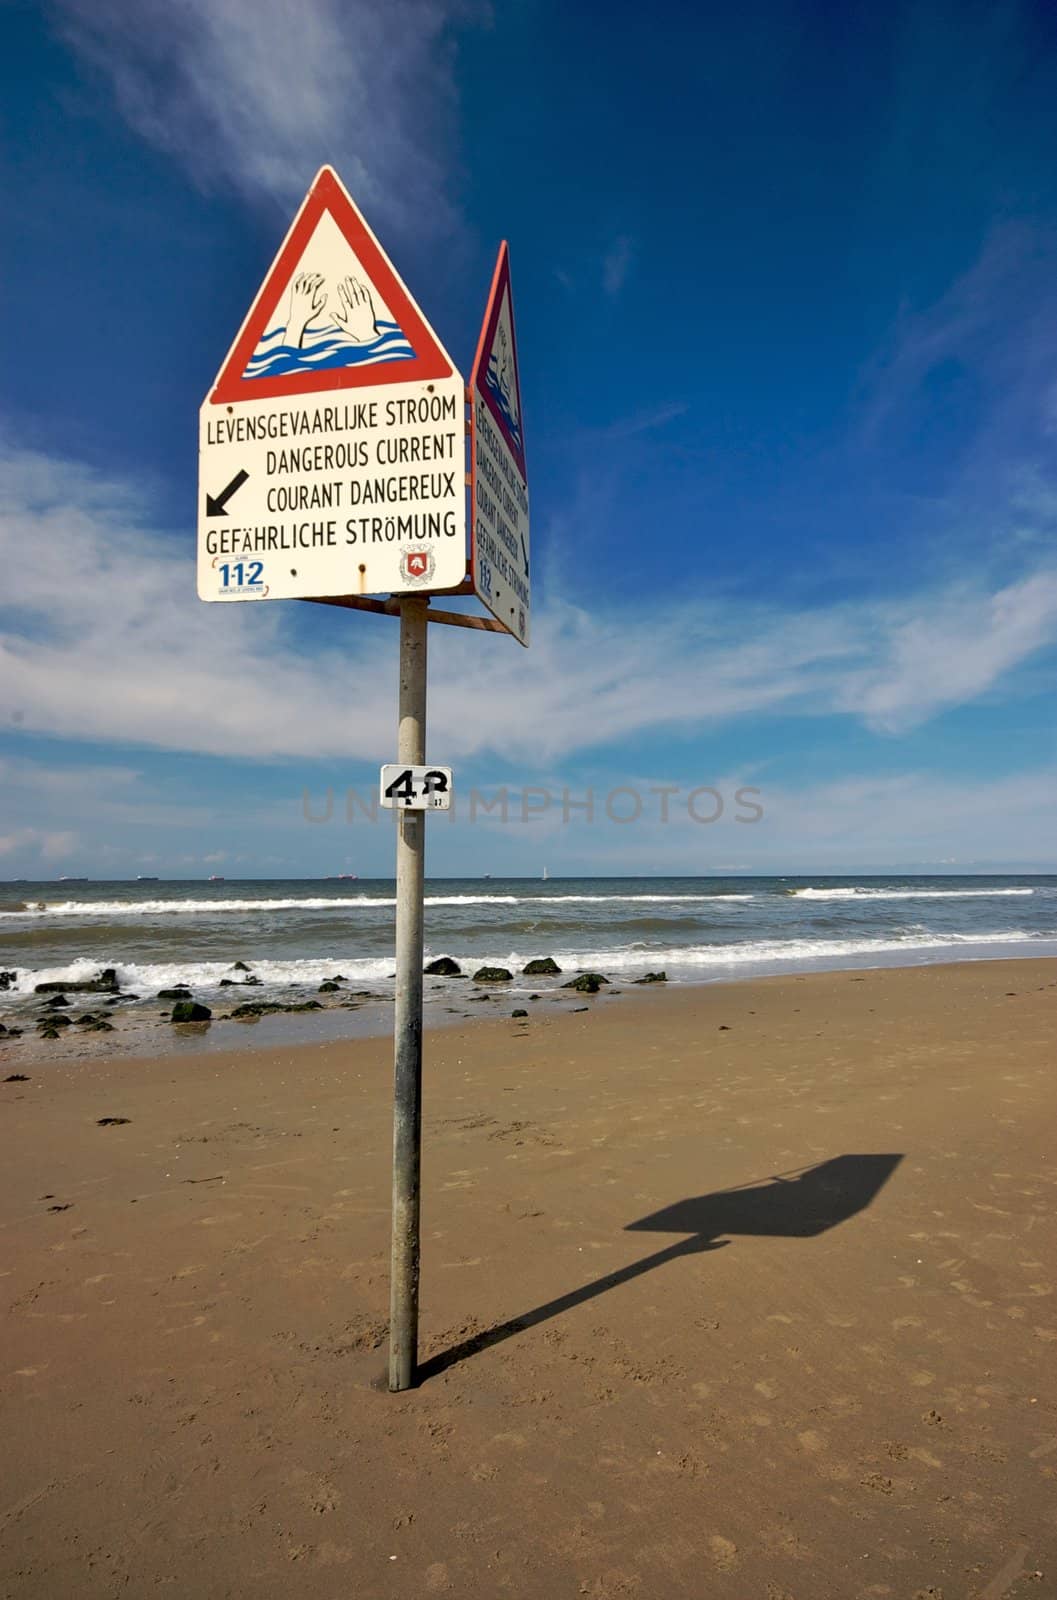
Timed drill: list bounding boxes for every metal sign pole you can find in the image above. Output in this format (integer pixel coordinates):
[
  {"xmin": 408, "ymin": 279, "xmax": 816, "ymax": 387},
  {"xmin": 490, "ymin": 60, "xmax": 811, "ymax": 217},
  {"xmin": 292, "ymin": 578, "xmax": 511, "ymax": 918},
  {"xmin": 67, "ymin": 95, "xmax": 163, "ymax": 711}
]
[{"xmin": 388, "ymin": 594, "xmax": 429, "ymax": 1391}]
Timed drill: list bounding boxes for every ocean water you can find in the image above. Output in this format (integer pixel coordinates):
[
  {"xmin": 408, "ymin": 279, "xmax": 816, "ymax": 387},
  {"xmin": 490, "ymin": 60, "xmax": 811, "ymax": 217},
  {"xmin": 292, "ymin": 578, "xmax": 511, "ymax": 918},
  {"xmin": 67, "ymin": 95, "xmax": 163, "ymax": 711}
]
[
  {"xmin": 245, "ymin": 319, "xmax": 415, "ymax": 380},
  {"xmin": 1, "ymin": 875, "xmax": 1055, "ymax": 1010},
  {"xmin": 485, "ymin": 352, "xmax": 522, "ymax": 452}
]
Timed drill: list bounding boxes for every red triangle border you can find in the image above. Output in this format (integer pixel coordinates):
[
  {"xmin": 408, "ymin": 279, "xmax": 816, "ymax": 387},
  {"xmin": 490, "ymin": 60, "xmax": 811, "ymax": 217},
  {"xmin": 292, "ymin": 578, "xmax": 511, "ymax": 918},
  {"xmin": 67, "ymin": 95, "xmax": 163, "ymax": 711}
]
[
  {"xmin": 470, "ymin": 241, "xmax": 527, "ymax": 482},
  {"xmin": 209, "ymin": 168, "xmax": 452, "ymax": 405}
]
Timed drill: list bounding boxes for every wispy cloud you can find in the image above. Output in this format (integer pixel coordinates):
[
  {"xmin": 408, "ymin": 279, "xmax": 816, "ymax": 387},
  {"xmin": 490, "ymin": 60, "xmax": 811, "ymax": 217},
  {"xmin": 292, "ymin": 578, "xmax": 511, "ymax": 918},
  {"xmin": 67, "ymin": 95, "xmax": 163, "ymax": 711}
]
[
  {"xmin": 1045, "ymin": 382, "xmax": 1057, "ymax": 436},
  {"xmin": 602, "ymin": 235, "xmax": 633, "ymax": 299},
  {"xmin": 835, "ymin": 572, "xmax": 1057, "ymax": 730},
  {"xmin": 0, "ymin": 440, "xmax": 388, "ymax": 761},
  {"xmin": 857, "ymin": 222, "xmax": 1057, "ymax": 446},
  {"xmin": 0, "ymin": 752, "xmax": 317, "ymax": 876},
  {"xmin": 51, "ymin": 0, "xmax": 482, "ymax": 231},
  {"xmin": 724, "ymin": 767, "xmax": 1057, "ymax": 869},
  {"xmin": 4, "ymin": 748, "xmax": 1054, "ymax": 878},
  {"xmin": 577, "ymin": 402, "xmax": 689, "ymax": 442},
  {"xmin": 3, "ymin": 439, "xmax": 1057, "ymax": 765},
  {"xmin": 0, "ymin": 826, "xmax": 77, "ymax": 864},
  {"xmin": 552, "ymin": 767, "xmax": 1057, "ymax": 872}
]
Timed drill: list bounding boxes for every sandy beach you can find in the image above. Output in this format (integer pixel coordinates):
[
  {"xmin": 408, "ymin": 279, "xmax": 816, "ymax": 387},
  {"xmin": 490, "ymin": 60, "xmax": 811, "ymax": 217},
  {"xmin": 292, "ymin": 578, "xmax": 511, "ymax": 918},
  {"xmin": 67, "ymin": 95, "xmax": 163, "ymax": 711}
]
[{"xmin": 2, "ymin": 958, "xmax": 1055, "ymax": 1598}]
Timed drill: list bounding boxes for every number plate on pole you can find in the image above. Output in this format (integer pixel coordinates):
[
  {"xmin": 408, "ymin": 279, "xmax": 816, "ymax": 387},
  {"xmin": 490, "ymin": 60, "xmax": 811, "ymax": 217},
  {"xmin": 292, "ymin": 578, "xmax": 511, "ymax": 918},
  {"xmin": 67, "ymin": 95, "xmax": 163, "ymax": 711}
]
[{"xmin": 380, "ymin": 765, "xmax": 453, "ymax": 810}]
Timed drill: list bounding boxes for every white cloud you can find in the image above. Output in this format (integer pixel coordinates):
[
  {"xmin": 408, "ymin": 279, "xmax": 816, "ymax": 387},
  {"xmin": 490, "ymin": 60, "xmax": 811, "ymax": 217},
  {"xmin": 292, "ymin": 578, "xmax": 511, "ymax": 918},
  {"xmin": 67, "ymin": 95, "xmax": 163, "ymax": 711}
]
[
  {"xmin": 52, "ymin": 0, "xmax": 481, "ymax": 231},
  {"xmin": 0, "ymin": 827, "xmax": 76, "ymax": 864},
  {"xmin": 0, "ymin": 752, "xmax": 313, "ymax": 877},
  {"xmin": 0, "ymin": 442, "xmax": 396, "ymax": 760},
  {"xmin": 524, "ymin": 769, "xmax": 1057, "ymax": 873},
  {"xmin": 3, "ymin": 745, "xmax": 1054, "ymax": 878},
  {"xmin": 0, "ymin": 753, "xmax": 221, "ymax": 832},
  {"xmin": 836, "ymin": 572, "xmax": 1057, "ymax": 730},
  {"xmin": 746, "ymin": 769, "xmax": 1057, "ymax": 865},
  {"xmin": 3, "ymin": 440, "xmax": 1057, "ymax": 765},
  {"xmin": 856, "ymin": 221, "xmax": 1057, "ymax": 448}
]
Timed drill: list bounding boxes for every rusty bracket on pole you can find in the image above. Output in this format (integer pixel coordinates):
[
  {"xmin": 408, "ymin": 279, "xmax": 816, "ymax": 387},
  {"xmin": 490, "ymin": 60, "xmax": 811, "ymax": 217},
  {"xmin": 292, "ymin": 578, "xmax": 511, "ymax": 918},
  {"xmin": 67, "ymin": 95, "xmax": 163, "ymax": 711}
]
[{"xmin": 308, "ymin": 593, "xmax": 508, "ymax": 633}]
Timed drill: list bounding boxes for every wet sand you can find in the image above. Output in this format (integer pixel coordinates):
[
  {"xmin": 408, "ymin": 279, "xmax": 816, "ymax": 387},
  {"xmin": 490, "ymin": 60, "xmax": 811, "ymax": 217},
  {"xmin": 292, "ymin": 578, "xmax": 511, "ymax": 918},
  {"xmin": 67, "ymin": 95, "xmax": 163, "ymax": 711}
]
[{"xmin": 2, "ymin": 959, "xmax": 1055, "ymax": 1598}]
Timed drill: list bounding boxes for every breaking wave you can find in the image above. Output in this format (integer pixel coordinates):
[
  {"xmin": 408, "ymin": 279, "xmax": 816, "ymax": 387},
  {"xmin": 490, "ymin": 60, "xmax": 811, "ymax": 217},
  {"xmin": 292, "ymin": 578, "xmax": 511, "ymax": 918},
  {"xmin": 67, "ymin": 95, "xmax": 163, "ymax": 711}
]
[
  {"xmin": 0, "ymin": 892, "xmax": 756, "ymax": 920},
  {"xmin": 0, "ymin": 930, "xmax": 1048, "ymax": 1001},
  {"xmin": 791, "ymin": 887, "xmax": 1034, "ymax": 901}
]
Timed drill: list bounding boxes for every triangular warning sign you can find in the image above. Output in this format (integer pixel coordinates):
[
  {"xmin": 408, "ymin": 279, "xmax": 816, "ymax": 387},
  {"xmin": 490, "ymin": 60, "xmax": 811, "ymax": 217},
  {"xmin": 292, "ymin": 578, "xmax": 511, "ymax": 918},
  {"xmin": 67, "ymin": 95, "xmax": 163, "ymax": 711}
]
[
  {"xmin": 209, "ymin": 167, "xmax": 454, "ymax": 404},
  {"xmin": 470, "ymin": 241, "xmax": 526, "ymax": 481}
]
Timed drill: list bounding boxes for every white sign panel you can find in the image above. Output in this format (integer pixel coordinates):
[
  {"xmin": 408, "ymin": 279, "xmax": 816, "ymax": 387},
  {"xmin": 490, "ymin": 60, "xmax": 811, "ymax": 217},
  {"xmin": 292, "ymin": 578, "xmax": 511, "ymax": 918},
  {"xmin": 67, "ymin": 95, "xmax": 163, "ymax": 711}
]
[
  {"xmin": 380, "ymin": 765, "xmax": 454, "ymax": 810},
  {"xmin": 470, "ymin": 243, "xmax": 530, "ymax": 646},
  {"xmin": 198, "ymin": 167, "xmax": 466, "ymax": 603}
]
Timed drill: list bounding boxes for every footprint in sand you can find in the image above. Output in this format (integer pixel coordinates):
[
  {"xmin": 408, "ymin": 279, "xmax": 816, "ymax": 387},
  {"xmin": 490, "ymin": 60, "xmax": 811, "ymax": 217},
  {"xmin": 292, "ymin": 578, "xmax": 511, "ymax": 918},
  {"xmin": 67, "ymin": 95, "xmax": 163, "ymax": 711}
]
[{"xmin": 708, "ymin": 1534, "xmax": 738, "ymax": 1570}]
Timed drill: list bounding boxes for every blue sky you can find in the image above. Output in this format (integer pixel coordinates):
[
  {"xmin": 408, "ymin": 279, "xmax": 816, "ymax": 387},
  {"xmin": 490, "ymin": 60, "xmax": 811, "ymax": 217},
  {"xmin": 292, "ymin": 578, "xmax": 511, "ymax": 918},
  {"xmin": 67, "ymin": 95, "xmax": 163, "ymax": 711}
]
[{"xmin": 2, "ymin": 0, "xmax": 1056, "ymax": 878}]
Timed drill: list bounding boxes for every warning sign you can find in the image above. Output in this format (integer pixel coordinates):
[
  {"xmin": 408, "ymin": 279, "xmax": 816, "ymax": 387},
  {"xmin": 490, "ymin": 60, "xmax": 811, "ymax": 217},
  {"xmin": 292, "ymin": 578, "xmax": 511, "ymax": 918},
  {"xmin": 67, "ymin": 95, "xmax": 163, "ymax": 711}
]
[
  {"xmin": 197, "ymin": 166, "xmax": 466, "ymax": 602},
  {"xmin": 470, "ymin": 242, "xmax": 529, "ymax": 645}
]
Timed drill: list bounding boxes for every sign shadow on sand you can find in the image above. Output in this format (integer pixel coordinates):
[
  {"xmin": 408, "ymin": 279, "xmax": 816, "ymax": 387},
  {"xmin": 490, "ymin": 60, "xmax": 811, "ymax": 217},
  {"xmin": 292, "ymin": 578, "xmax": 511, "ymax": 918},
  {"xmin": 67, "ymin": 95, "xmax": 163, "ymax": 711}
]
[{"xmin": 418, "ymin": 1153, "xmax": 903, "ymax": 1383}]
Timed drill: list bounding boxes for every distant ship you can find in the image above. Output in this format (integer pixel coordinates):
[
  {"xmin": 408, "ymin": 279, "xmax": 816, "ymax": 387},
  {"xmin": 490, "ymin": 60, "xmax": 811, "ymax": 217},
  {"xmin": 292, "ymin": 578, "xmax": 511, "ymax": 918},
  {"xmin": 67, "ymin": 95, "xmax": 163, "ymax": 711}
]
[
  {"xmin": 208, "ymin": 875, "xmax": 225, "ymax": 882},
  {"xmin": 324, "ymin": 873, "xmax": 358, "ymax": 880},
  {"xmin": 136, "ymin": 875, "xmax": 159, "ymax": 882},
  {"xmin": 58, "ymin": 876, "xmax": 87, "ymax": 883},
  {"xmin": 542, "ymin": 866, "xmax": 550, "ymax": 881}
]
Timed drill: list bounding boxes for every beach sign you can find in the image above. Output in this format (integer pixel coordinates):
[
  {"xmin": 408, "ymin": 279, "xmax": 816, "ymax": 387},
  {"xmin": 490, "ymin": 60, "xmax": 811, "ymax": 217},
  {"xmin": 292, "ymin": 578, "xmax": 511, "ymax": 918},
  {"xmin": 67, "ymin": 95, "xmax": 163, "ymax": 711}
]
[
  {"xmin": 379, "ymin": 764, "xmax": 453, "ymax": 810},
  {"xmin": 197, "ymin": 169, "xmax": 532, "ymax": 1394},
  {"xmin": 470, "ymin": 243, "xmax": 530, "ymax": 646},
  {"xmin": 197, "ymin": 166, "xmax": 466, "ymax": 603}
]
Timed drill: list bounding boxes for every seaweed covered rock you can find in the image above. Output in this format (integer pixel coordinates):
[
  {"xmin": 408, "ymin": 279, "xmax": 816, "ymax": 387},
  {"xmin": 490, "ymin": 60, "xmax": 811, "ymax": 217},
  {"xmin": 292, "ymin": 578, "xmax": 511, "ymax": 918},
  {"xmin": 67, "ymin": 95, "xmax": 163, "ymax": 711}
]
[
  {"xmin": 171, "ymin": 1001, "xmax": 212, "ymax": 1023},
  {"xmin": 36, "ymin": 967, "xmax": 119, "ymax": 995},
  {"xmin": 229, "ymin": 1000, "xmax": 322, "ymax": 1018},
  {"xmin": 522, "ymin": 957, "xmax": 562, "ymax": 976},
  {"xmin": 425, "ymin": 956, "xmax": 462, "ymax": 976},
  {"xmin": 633, "ymin": 971, "xmax": 668, "ymax": 984},
  {"xmin": 157, "ymin": 987, "xmax": 192, "ymax": 1001},
  {"xmin": 562, "ymin": 972, "xmax": 609, "ymax": 994},
  {"xmin": 472, "ymin": 966, "xmax": 513, "ymax": 983}
]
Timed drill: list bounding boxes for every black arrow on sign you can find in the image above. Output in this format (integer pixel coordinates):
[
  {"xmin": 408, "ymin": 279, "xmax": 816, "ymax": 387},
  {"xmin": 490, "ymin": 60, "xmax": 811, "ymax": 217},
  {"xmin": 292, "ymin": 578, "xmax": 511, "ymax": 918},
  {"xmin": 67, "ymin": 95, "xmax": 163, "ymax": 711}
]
[
  {"xmin": 520, "ymin": 534, "xmax": 530, "ymax": 576},
  {"xmin": 206, "ymin": 469, "xmax": 249, "ymax": 516}
]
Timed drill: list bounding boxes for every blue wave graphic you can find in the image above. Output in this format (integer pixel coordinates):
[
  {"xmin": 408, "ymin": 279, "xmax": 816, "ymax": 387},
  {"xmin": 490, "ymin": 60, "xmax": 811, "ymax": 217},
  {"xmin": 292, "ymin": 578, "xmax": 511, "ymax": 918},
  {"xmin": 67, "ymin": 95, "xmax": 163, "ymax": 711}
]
[
  {"xmin": 485, "ymin": 353, "xmax": 523, "ymax": 452},
  {"xmin": 245, "ymin": 319, "xmax": 416, "ymax": 380}
]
